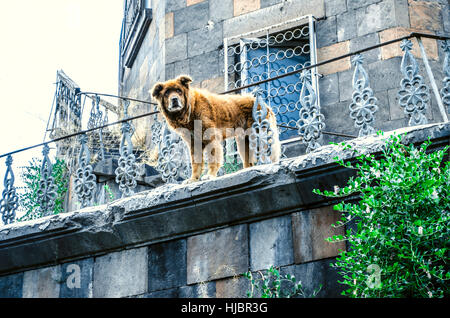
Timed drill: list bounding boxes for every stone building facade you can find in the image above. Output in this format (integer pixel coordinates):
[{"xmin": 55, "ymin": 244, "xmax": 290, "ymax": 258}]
[{"xmin": 119, "ymin": 0, "xmax": 449, "ymax": 154}]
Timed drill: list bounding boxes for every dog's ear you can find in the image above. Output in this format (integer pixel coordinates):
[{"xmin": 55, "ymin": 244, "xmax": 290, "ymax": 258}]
[
  {"xmin": 177, "ymin": 75, "xmax": 192, "ymax": 88},
  {"xmin": 151, "ymin": 82, "xmax": 164, "ymax": 99}
]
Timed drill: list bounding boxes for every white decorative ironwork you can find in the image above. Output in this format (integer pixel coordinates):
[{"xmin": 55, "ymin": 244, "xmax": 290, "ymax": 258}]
[
  {"xmin": 249, "ymin": 90, "xmax": 274, "ymax": 165},
  {"xmin": 297, "ymin": 70, "xmax": 325, "ymax": 152},
  {"xmin": 37, "ymin": 145, "xmax": 58, "ymax": 216},
  {"xmin": 0, "ymin": 155, "xmax": 18, "ymax": 225},
  {"xmin": 349, "ymin": 54, "xmax": 378, "ymax": 137},
  {"xmin": 74, "ymin": 134, "xmax": 96, "ymax": 208},
  {"xmin": 398, "ymin": 39, "xmax": 430, "ymax": 126},
  {"xmin": 114, "ymin": 100, "xmax": 141, "ymax": 197}
]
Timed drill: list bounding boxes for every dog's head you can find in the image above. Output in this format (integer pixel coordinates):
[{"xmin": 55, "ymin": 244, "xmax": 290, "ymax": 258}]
[{"xmin": 151, "ymin": 75, "xmax": 192, "ymax": 114}]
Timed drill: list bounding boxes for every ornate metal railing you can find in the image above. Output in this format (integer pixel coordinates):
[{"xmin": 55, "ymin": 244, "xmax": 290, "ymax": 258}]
[{"xmin": 0, "ymin": 32, "xmax": 449, "ymax": 226}]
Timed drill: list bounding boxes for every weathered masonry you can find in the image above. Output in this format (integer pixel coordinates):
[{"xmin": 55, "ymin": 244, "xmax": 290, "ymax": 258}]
[{"xmin": 0, "ymin": 123, "xmax": 448, "ymax": 297}]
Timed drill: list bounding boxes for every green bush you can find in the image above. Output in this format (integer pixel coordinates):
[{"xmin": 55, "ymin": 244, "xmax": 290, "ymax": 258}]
[
  {"xmin": 313, "ymin": 133, "xmax": 449, "ymax": 297},
  {"xmin": 243, "ymin": 266, "xmax": 322, "ymax": 298},
  {"xmin": 18, "ymin": 158, "xmax": 69, "ymax": 221}
]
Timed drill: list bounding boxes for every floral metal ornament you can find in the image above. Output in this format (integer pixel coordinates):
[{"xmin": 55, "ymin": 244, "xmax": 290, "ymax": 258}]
[
  {"xmin": 74, "ymin": 134, "xmax": 96, "ymax": 208},
  {"xmin": 296, "ymin": 70, "xmax": 325, "ymax": 152},
  {"xmin": 249, "ymin": 90, "xmax": 274, "ymax": 165},
  {"xmin": 440, "ymin": 40, "xmax": 450, "ymax": 112},
  {"xmin": 398, "ymin": 39, "xmax": 430, "ymax": 126},
  {"xmin": 114, "ymin": 100, "xmax": 141, "ymax": 197},
  {"xmin": 0, "ymin": 155, "xmax": 19, "ymax": 225},
  {"xmin": 37, "ymin": 144, "xmax": 58, "ymax": 216},
  {"xmin": 348, "ymin": 54, "xmax": 378, "ymax": 137},
  {"xmin": 157, "ymin": 125, "xmax": 191, "ymax": 183}
]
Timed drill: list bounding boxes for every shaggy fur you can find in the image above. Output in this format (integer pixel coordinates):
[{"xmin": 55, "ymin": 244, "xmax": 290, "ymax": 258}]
[{"xmin": 151, "ymin": 75, "xmax": 281, "ymax": 183}]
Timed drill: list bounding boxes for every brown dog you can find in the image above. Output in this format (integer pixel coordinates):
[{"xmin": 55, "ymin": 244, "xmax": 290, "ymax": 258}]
[{"xmin": 151, "ymin": 75, "xmax": 281, "ymax": 183}]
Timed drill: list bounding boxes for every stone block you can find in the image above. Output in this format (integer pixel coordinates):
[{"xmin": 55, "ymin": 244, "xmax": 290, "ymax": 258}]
[
  {"xmin": 355, "ymin": 0, "xmax": 398, "ymax": 37},
  {"xmin": 189, "ymin": 50, "xmax": 221, "ymax": 83},
  {"xmin": 165, "ymin": 12, "xmax": 174, "ymax": 39},
  {"xmin": 347, "ymin": 0, "xmax": 380, "ymax": 10},
  {"xmin": 367, "ymin": 57, "xmax": 403, "ymax": 92},
  {"xmin": 379, "ymin": 27, "xmax": 438, "ymax": 61},
  {"xmin": 179, "ymin": 281, "xmax": 216, "ymax": 298},
  {"xmin": 249, "ymin": 216, "xmax": 294, "ymax": 271},
  {"xmin": 261, "ymin": 0, "xmax": 281, "ymax": 8},
  {"xmin": 167, "ymin": 0, "xmax": 186, "ymax": 12},
  {"xmin": 22, "ymin": 266, "xmax": 61, "ymax": 298},
  {"xmin": 223, "ymin": 0, "xmax": 325, "ymax": 39},
  {"xmin": 148, "ymin": 239, "xmax": 187, "ymax": 292},
  {"xmin": 201, "ymin": 76, "xmax": 225, "ymax": 93},
  {"xmin": 187, "ymin": 21, "xmax": 223, "ymax": 58},
  {"xmin": 349, "ymin": 32, "xmax": 380, "ymax": 64},
  {"xmin": 165, "ymin": 33, "xmax": 187, "ymax": 64},
  {"xmin": 173, "ymin": 1, "xmax": 209, "ymax": 35},
  {"xmin": 187, "ymin": 0, "xmax": 206, "ymax": 6},
  {"xmin": 409, "ymin": 0, "xmax": 443, "ymax": 32},
  {"xmin": 93, "ymin": 247, "xmax": 148, "ymax": 298},
  {"xmin": 337, "ymin": 68, "xmax": 353, "ymax": 102},
  {"xmin": 316, "ymin": 16, "xmax": 338, "ymax": 49},
  {"xmin": 234, "ymin": 0, "xmax": 260, "ymax": 17},
  {"xmin": 215, "ymin": 275, "xmax": 251, "ymax": 298},
  {"xmin": 209, "ymin": 0, "xmax": 234, "ymax": 22},
  {"xmin": 187, "ymin": 224, "xmax": 248, "ymax": 284},
  {"xmin": 319, "ymin": 73, "xmax": 340, "ymax": 106},
  {"xmin": 336, "ymin": 9, "xmax": 357, "ymax": 42},
  {"xmin": 325, "ymin": 0, "xmax": 347, "ymax": 16},
  {"xmin": 317, "ymin": 41, "xmax": 351, "ymax": 75},
  {"xmin": 292, "ymin": 206, "xmax": 346, "ymax": 264},
  {"xmin": 281, "ymin": 258, "xmax": 345, "ymax": 297},
  {"xmin": 59, "ymin": 258, "xmax": 94, "ymax": 298},
  {"xmin": 0, "ymin": 272, "xmax": 23, "ymax": 298}
]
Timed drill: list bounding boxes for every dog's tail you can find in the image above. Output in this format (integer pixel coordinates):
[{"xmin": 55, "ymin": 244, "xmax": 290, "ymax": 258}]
[{"xmin": 267, "ymin": 106, "xmax": 281, "ymax": 163}]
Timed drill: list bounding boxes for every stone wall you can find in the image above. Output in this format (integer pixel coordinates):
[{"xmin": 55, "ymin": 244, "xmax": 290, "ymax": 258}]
[
  {"xmin": 118, "ymin": 0, "xmax": 449, "ymax": 153},
  {"xmin": 0, "ymin": 122, "xmax": 448, "ymax": 298}
]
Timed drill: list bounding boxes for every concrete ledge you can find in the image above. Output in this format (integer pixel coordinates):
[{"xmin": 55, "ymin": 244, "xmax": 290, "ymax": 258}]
[{"xmin": 0, "ymin": 122, "xmax": 448, "ymax": 276}]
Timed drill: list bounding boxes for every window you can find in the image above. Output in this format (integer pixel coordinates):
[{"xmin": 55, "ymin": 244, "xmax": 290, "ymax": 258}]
[{"xmin": 221, "ymin": 15, "xmax": 319, "ymax": 170}]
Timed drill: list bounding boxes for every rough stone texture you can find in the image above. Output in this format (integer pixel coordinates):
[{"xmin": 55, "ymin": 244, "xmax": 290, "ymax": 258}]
[
  {"xmin": 179, "ymin": 281, "xmax": 216, "ymax": 298},
  {"xmin": 347, "ymin": 0, "xmax": 380, "ymax": 10},
  {"xmin": 325, "ymin": 0, "xmax": 347, "ymax": 16},
  {"xmin": 210, "ymin": 0, "xmax": 234, "ymax": 22},
  {"xmin": 189, "ymin": 50, "xmax": 221, "ymax": 83},
  {"xmin": 0, "ymin": 272, "xmax": 23, "ymax": 298},
  {"xmin": 173, "ymin": 1, "xmax": 209, "ymax": 35},
  {"xmin": 337, "ymin": 9, "xmax": 357, "ymax": 42},
  {"xmin": 319, "ymin": 73, "xmax": 340, "ymax": 106},
  {"xmin": 234, "ymin": 0, "xmax": 260, "ymax": 17},
  {"xmin": 249, "ymin": 216, "xmax": 294, "ymax": 271},
  {"xmin": 215, "ymin": 275, "xmax": 251, "ymax": 298},
  {"xmin": 165, "ymin": 12, "xmax": 174, "ymax": 39},
  {"xmin": 316, "ymin": 16, "xmax": 338, "ymax": 49},
  {"xmin": 261, "ymin": 0, "xmax": 281, "ymax": 9},
  {"xmin": 93, "ymin": 247, "xmax": 148, "ymax": 298},
  {"xmin": 349, "ymin": 32, "xmax": 380, "ymax": 64},
  {"xmin": 187, "ymin": 224, "xmax": 248, "ymax": 284},
  {"xmin": 22, "ymin": 266, "xmax": 61, "ymax": 298},
  {"xmin": 201, "ymin": 76, "xmax": 225, "ymax": 93},
  {"xmin": 378, "ymin": 27, "xmax": 438, "ymax": 61},
  {"xmin": 165, "ymin": 33, "xmax": 187, "ymax": 64},
  {"xmin": 187, "ymin": 0, "xmax": 206, "ymax": 6},
  {"xmin": 292, "ymin": 206, "xmax": 346, "ymax": 264},
  {"xmin": 223, "ymin": 0, "xmax": 325, "ymax": 39},
  {"xmin": 148, "ymin": 239, "xmax": 187, "ymax": 292},
  {"xmin": 355, "ymin": 0, "xmax": 398, "ymax": 37},
  {"xmin": 408, "ymin": 0, "xmax": 443, "ymax": 32},
  {"xmin": 317, "ymin": 41, "xmax": 351, "ymax": 75},
  {"xmin": 59, "ymin": 258, "xmax": 94, "ymax": 298},
  {"xmin": 281, "ymin": 258, "xmax": 345, "ymax": 297},
  {"xmin": 187, "ymin": 21, "xmax": 223, "ymax": 58}
]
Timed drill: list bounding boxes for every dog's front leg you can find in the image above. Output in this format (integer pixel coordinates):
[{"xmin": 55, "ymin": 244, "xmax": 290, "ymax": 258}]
[{"xmin": 182, "ymin": 139, "xmax": 204, "ymax": 184}]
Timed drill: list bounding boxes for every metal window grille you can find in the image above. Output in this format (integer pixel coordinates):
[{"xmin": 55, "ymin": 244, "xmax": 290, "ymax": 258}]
[{"xmin": 222, "ymin": 15, "xmax": 320, "ymax": 167}]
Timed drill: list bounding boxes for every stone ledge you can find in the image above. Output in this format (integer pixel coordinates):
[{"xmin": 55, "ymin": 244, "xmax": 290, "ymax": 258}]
[{"xmin": 0, "ymin": 122, "xmax": 448, "ymax": 276}]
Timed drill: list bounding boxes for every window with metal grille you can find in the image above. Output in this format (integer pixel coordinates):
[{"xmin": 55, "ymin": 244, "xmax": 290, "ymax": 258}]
[{"xmin": 220, "ymin": 16, "xmax": 320, "ymax": 171}]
